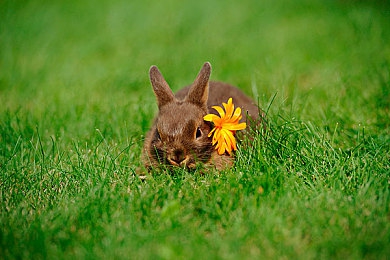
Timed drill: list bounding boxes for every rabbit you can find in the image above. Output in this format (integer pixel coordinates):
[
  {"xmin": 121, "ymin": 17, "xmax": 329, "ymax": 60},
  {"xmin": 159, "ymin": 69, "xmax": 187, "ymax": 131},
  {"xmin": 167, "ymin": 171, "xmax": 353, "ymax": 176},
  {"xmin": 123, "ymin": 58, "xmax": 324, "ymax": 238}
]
[{"xmin": 142, "ymin": 62, "xmax": 263, "ymax": 172}]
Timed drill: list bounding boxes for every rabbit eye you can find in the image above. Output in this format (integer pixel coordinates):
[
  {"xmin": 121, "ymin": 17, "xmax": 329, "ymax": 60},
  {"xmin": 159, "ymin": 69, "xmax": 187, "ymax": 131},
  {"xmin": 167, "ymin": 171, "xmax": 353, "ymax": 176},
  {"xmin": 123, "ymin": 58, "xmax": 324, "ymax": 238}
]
[{"xmin": 196, "ymin": 127, "xmax": 202, "ymax": 139}]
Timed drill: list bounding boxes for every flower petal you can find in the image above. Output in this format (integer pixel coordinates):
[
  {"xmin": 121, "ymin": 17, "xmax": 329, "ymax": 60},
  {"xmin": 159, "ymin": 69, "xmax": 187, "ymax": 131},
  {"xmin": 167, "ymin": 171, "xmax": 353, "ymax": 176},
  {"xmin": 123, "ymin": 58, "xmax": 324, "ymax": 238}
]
[
  {"xmin": 232, "ymin": 107, "xmax": 242, "ymax": 120},
  {"xmin": 217, "ymin": 136, "xmax": 229, "ymax": 155},
  {"xmin": 223, "ymin": 129, "xmax": 236, "ymax": 149},
  {"xmin": 223, "ymin": 98, "xmax": 234, "ymax": 118},
  {"xmin": 208, "ymin": 127, "xmax": 216, "ymax": 138},
  {"xmin": 212, "ymin": 106, "xmax": 225, "ymax": 118},
  {"xmin": 217, "ymin": 129, "xmax": 234, "ymax": 155},
  {"xmin": 221, "ymin": 122, "xmax": 247, "ymax": 131},
  {"xmin": 212, "ymin": 128, "xmax": 221, "ymax": 145},
  {"xmin": 203, "ymin": 114, "xmax": 219, "ymax": 122}
]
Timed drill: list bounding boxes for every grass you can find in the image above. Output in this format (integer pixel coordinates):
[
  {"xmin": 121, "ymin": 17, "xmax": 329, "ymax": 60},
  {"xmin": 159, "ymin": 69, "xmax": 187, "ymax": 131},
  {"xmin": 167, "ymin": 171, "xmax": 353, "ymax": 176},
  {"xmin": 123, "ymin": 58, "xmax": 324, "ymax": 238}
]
[{"xmin": 1, "ymin": 0, "xmax": 389, "ymax": 259}]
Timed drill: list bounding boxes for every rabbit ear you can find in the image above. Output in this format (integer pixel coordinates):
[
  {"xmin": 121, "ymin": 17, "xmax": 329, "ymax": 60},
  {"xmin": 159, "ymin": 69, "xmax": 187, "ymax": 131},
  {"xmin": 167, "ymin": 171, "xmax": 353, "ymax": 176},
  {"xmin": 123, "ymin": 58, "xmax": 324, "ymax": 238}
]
[
  {"xmin": 149, "ymin": 65, "xmax": 175, "ymax": 108},
  {"xmin": 186, "ymin": 62, "xmax": 211, "ymax": 108}
]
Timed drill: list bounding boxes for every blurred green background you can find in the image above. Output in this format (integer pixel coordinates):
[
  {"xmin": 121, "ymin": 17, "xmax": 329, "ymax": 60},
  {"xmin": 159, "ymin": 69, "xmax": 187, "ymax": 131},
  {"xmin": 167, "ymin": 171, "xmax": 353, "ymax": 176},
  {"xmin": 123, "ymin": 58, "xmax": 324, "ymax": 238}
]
[{"xmin": 2, "ymin": 0, "xmax": 388, "ymax": 109}]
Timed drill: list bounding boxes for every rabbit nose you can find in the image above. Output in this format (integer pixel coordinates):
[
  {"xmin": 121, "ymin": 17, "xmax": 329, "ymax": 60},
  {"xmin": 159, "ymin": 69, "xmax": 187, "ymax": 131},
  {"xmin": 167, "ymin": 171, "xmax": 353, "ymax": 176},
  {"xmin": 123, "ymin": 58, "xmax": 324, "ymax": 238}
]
[{"xmin": 169, "ymin": 149, "xmax": 188, "ymax": 165}]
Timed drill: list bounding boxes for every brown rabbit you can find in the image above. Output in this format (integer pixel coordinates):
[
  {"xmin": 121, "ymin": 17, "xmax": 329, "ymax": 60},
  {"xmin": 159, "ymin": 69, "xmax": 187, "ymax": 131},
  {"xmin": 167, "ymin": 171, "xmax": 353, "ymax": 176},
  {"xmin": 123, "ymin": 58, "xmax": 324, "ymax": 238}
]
[{"xmin": 142, "ymin": 62, "xmax": 262, "ymax": 172}]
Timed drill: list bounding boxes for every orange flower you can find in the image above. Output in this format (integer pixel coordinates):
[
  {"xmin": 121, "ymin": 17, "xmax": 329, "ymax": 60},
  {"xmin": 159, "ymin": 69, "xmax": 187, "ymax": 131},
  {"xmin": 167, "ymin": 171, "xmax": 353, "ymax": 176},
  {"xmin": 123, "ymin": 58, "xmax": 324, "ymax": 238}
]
[{"xmin": 203, "ymin": 98, "xmax": 246, "ymax": 155}]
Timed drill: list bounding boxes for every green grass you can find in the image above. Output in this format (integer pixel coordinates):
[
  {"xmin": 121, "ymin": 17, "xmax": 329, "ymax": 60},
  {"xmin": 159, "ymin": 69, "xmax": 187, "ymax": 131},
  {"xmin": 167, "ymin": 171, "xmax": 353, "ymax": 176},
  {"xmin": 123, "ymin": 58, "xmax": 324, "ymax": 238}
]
[{"xmin": 1, "ymin": 0, "xmax": 389, "ymax": 259}]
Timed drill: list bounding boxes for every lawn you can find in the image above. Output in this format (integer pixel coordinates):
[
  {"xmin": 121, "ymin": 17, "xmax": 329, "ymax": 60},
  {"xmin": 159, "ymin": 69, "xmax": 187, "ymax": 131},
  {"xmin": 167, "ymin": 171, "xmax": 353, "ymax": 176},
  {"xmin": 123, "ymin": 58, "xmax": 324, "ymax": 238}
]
[{"xmin": 1, "ymin": 0, "xmax": 389, "ymax": 259}]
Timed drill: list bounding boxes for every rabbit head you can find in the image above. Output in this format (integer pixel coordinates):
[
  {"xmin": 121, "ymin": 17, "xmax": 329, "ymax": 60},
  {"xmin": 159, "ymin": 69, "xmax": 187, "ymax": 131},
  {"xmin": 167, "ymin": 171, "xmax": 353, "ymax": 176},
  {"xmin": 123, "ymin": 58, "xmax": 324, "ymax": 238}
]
[{"xmin": 143, "ymin": 62, "xmax": 215, "ymax": 170}]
